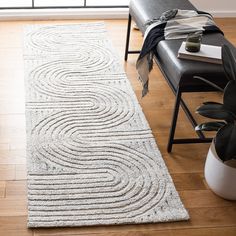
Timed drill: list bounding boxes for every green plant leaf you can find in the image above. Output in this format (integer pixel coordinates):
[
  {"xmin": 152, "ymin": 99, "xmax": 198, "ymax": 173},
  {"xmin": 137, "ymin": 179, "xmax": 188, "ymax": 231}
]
[
  {"xmin": 215, "ymin": 123, "xmax": 236, "ymax": 162},
  {"xmin": 195, "ymin": 121, "xmax": 225, "ymax": 131},
  {"xmin": 222, "ymin": 44, "xmax": 236, "ymax": 81},
  {"xmin": 196, "ymin": 103, "xmax": 235, "ymax": 121},
  {"xmin": 203, "ymin": 101, "xmax": 222, "ymax": 105}
]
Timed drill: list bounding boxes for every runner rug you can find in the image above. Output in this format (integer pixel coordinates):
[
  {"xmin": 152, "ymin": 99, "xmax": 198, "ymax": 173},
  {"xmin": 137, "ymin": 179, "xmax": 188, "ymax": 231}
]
[{"xmin": 24, "ymin": 22, "xmax": 189, "ymax": 227}]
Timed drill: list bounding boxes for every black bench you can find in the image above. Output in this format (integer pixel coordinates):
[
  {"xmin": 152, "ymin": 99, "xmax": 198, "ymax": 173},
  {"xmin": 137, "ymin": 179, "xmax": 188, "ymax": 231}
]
[{"xmin": 125, "ymin": 0, "xmax": 236, "ymax": 152}]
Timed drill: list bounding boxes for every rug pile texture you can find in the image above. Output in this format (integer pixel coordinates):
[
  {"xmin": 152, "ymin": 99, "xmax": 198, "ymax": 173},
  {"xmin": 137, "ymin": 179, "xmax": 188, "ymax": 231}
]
[{"xmin": 24, "ymin": 22, "xmax": 189, "ymax": 227}]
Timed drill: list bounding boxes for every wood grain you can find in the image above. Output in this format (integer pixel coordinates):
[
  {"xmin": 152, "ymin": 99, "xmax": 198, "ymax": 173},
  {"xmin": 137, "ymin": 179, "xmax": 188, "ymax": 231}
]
[{"xmin": 0, "ymin": 18, "xmax": 235, "ymax": 236}]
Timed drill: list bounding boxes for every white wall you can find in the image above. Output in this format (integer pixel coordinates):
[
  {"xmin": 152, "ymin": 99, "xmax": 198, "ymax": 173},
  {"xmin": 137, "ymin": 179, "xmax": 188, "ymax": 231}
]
[{"xmin": 190, "ymin": 0, "xmax": 236, "ymax": 17}]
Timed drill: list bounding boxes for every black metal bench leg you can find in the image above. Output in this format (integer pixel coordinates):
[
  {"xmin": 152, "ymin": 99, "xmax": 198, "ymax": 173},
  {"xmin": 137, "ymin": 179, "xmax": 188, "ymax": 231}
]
[
  {"xmin": 167, "ymin": 88, "xmax": 182, "ymax": 153},
  {"xmin": 124, "ymin": 14, "xmax": 132, "ymax": 61}
]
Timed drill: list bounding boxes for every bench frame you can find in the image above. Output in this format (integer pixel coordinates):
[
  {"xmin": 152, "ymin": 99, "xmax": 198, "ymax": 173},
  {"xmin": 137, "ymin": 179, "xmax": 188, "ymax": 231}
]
[{"xmin": 125, "ymin": 14, "xmax": 212, "ymax": 152}]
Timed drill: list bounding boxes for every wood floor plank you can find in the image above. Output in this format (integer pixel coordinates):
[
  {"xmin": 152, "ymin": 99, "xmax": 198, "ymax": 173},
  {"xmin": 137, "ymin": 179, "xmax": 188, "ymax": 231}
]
[
  {"xmin": 15, "ymin": 164, "xmax": 27, "ymax": 180},
  {"xmin": 0, "ymin": 181, "xmax": 5, "ymax": 198},
  {"xmin": 0, "ymin": 142, "xmax": 10, "ymax": 150},
  {"xmin": 179, "ymin": 190, "xmax": 236, "ymax": 208},
  {"xmin": 0, "ymin": 164, "xmax": 15, "ymax": 181},
  {"xmin": 0, "ymin": 149, "xmax": 26, "ymax": 165},
  {"xmin": 5, "ymin": 180, "xmax": 27, "ymax": 197},
  {"xmin": 161, "ymin": 146, "xmax": 208, "ymax": 174},
  {"xmin": 0, "ymin": 216, "xmax": 32, "ymax": 236},
  {"xmin": 0, "ymin": 230, "xmax": 32, "ymax": 236},
  {"xmin": 171, "ymin": 173, "xmax": 207, "ymax": 191},
  {"xmin": 0, "ymin": 197, "xmax": 27, "ymax": 216},
  {"xmin": 32, "ymin": 207, "xmax": 236, "ymax": 235},
  {"xmin": 35, "ymin": 227, "xmax": 236, "ymax": 236}
]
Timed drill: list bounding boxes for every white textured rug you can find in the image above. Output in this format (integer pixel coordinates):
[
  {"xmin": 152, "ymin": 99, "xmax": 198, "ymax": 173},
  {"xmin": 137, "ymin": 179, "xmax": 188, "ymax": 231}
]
[{"xmin": 24, "ymin": 22, "xmax": 189, "ymax": 228}]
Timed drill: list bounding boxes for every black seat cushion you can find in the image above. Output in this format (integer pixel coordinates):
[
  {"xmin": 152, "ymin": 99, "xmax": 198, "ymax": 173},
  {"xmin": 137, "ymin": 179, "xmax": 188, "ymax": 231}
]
[
  {"xmin": 156, "ymin": 33, "xmax": 235, "ymax": 90},
  {"xmin": 130, "ymin": 0, "xmax": 196, "ymax": 33}
]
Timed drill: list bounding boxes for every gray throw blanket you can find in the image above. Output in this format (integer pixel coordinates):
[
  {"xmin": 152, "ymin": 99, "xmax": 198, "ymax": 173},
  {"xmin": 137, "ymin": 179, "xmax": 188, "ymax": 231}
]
[{"xmin": 136, "ymin": 9, "xmax": 223, "ymax": 96}]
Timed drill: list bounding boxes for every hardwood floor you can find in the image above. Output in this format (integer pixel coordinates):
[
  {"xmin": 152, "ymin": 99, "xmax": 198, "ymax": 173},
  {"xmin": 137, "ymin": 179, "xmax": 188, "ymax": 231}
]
[{"xmin": 0, "ymin": 18, "xmax": 236, "ymax": 236}]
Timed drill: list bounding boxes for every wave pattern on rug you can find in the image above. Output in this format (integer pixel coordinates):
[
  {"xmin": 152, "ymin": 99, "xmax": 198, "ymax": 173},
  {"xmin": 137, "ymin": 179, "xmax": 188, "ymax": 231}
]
[{"xmin": 24, "ymin": 22, "xmax": 189, "ymax": 227}]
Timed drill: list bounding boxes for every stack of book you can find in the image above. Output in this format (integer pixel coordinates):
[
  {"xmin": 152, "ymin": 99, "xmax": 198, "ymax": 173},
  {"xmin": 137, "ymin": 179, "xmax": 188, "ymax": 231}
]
[{"xmin": 178, "ymin": 42, "xmax": 222, "ymax": 64}]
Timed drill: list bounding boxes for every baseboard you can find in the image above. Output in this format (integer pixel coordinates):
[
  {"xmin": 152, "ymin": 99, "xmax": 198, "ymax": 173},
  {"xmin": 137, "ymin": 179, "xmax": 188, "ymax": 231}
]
[
  {"xmin": 0, "ymin": 8, "xmax": 129, "ymax": 21},
  {"xmin": 0, "ymin": 8, "xmax": 235, "ymax": 21}
]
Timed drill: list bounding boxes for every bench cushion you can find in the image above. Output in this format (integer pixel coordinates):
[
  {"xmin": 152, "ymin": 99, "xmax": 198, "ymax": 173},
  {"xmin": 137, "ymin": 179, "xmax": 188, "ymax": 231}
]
[
  {"xmin": 130, "ymin": 0, "xmax": 196, "ymax": 33},
  {"xmin": 156, "ymin": 34, "xmax": 234, "ymax": 90},
  {"xmin": 129, "ymin": 0, "xmax": 236, "ymax": 91}
]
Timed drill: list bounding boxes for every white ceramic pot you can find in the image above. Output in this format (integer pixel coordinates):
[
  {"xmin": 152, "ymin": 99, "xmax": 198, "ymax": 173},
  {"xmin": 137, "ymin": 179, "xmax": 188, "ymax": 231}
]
[{"xmin": 204, "ymin": 142, "xmax": 236, "ymax": 200}]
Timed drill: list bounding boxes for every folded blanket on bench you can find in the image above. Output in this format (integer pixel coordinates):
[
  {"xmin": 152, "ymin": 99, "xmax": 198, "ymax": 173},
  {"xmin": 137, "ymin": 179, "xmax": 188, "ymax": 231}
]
[{"xmin": 136, "ymin": 9, "xmax": 223, "ymax": 96}]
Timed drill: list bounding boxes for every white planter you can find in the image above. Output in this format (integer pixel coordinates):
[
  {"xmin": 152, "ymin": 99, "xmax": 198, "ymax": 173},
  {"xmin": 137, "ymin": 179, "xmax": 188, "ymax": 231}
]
[{"xmin": 204, "ymin": 142, "xmax": 236, "ymax": 200}]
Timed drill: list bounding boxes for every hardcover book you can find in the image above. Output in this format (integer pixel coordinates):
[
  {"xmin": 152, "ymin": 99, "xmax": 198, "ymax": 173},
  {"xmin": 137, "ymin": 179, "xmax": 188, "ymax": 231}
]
[{"xmin": 178, "ymin": 42, "xmax": 222, "ymax": 64}]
